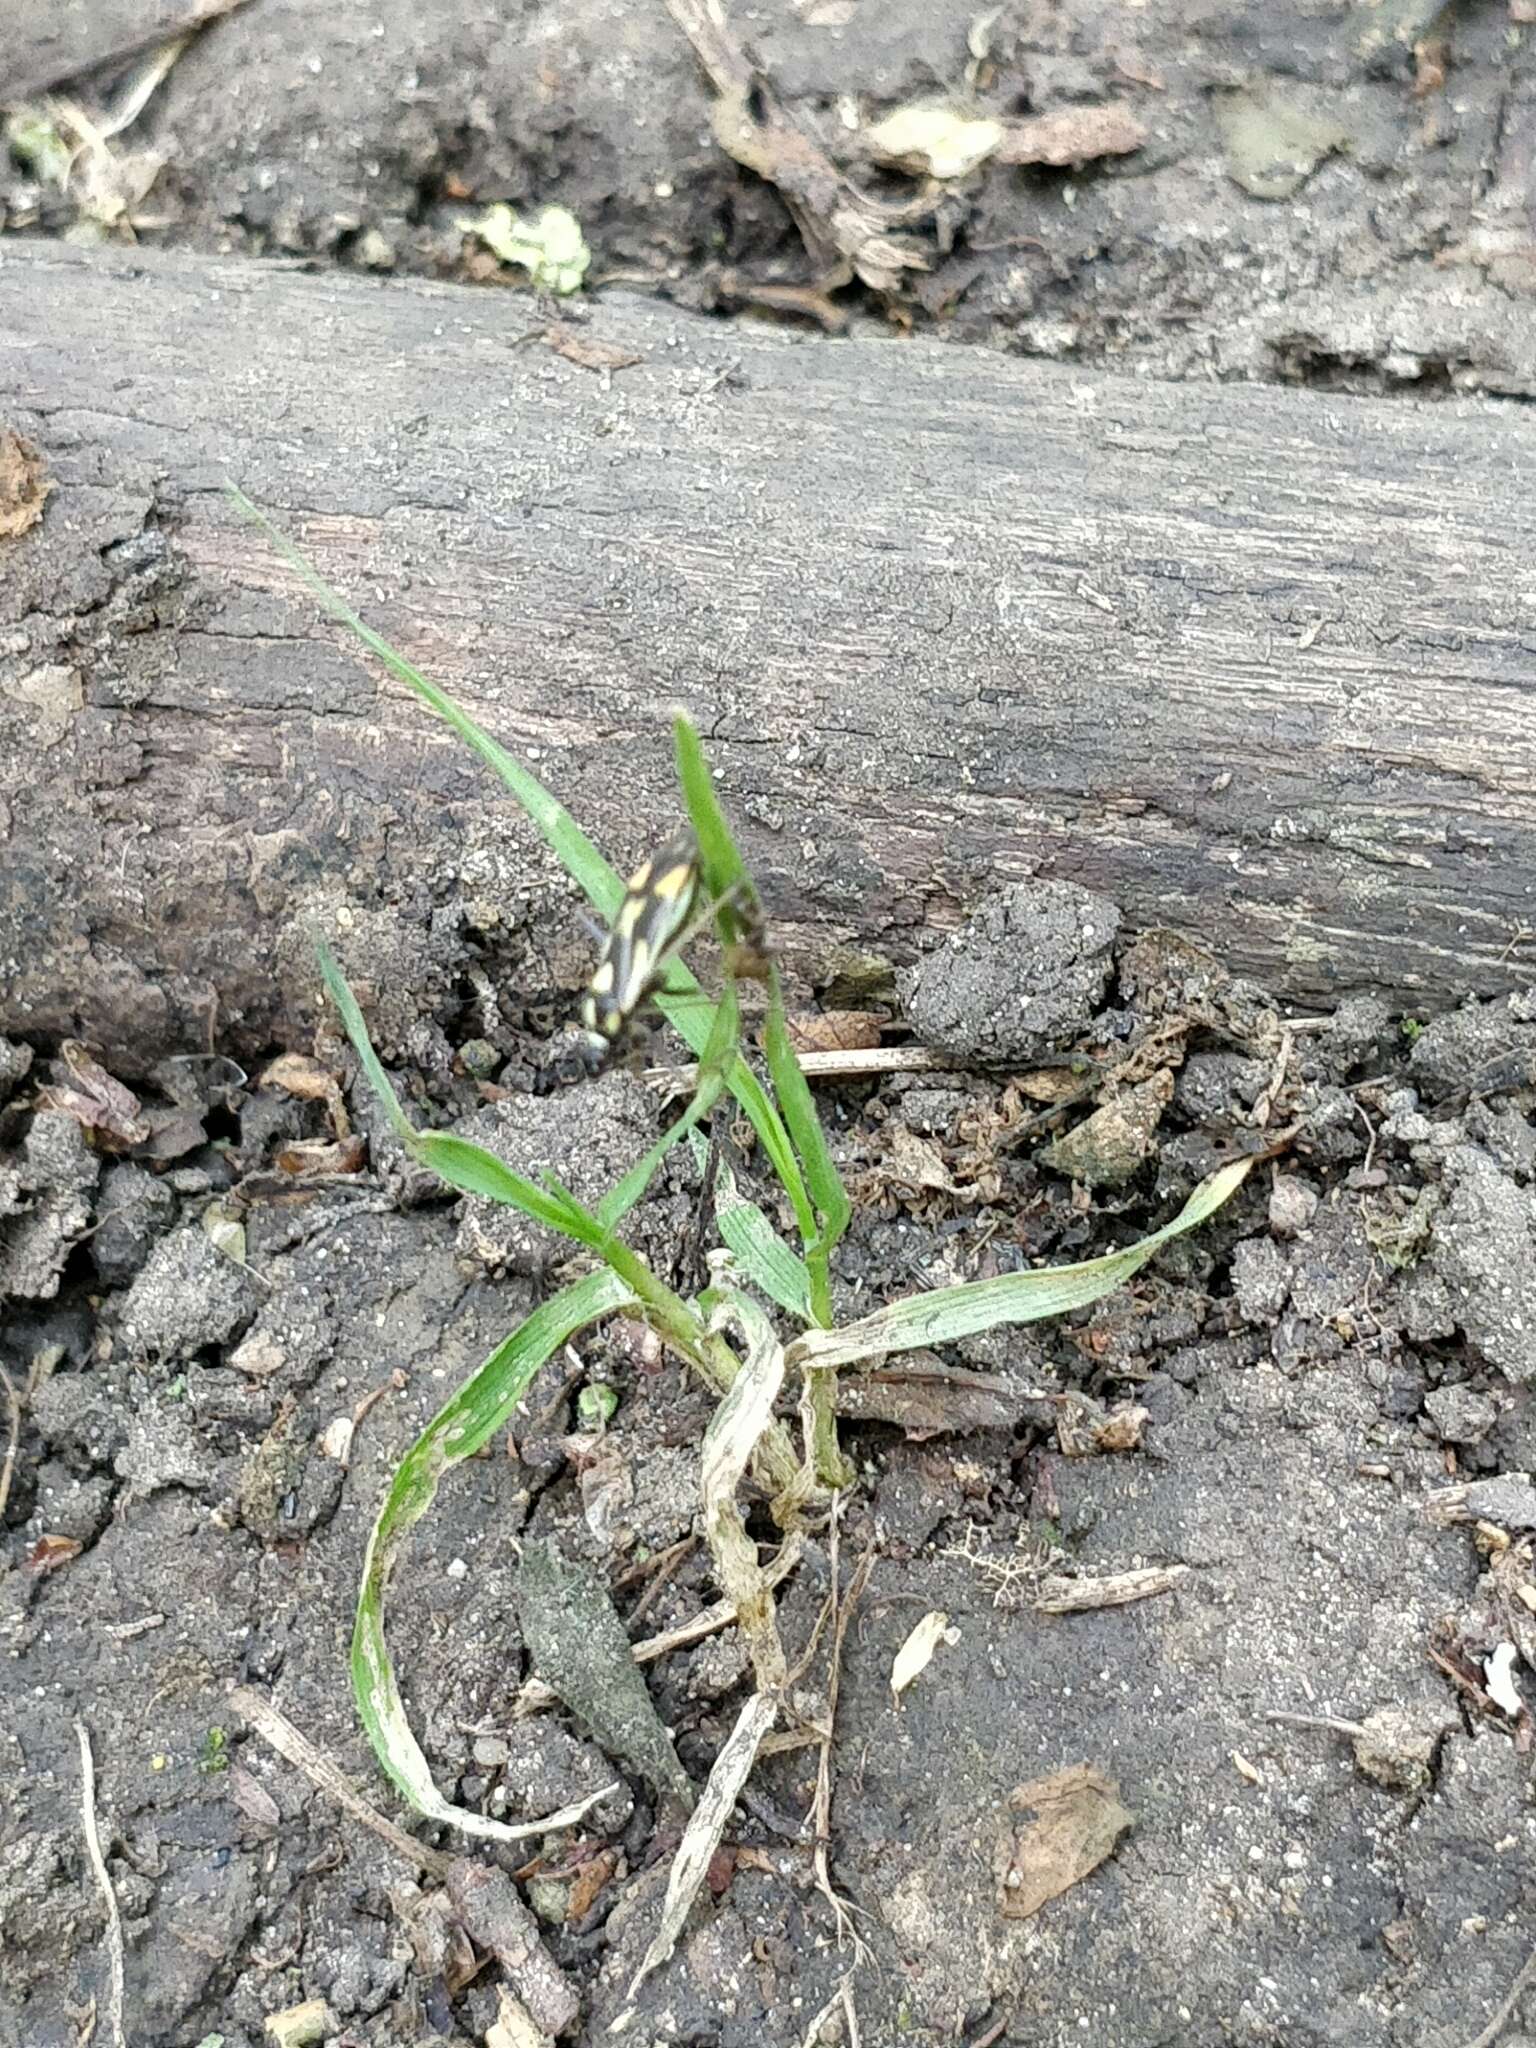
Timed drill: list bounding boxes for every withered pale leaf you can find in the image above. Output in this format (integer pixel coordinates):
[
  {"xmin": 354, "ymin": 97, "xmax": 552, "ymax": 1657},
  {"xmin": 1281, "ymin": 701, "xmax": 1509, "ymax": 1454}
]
[
  {"xmin": 997, "ymin": 1763, "xmax": 1134, "ymax": 1918},
  {"xmin": 786, "ymin": 1009, "xmax": 884, "ymax": 1054},
  {"xmin": 890, "ymin": 1609, "xmax": 952, "ymax": 1703}
]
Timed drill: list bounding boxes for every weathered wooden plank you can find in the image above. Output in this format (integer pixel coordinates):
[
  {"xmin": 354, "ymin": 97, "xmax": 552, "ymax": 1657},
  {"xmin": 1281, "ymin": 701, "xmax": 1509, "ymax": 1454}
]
[{"xmin": 2, "ymin": 237, "xmax": 1534, "ymax": 1066}]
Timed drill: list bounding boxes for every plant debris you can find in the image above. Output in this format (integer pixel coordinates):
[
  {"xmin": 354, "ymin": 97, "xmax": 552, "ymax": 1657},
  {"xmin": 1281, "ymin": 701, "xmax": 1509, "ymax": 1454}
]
[
  {"xmin": 460, "ymin": 205, "xmax": 592, "ymax": 293},
  {"xmin": 861, "ymin": 105, "xmax": 1005, "ymax": 180},
  {"xmin": 889, "ymin": 1609, "xmax": 955, "ymax": 1704},
  {"xmin": 1034, "ymin": 1564, "xmax": 1188, "ymax": 1615},
  {"xmin": 447, "ymin": 1859, "xmax": 580, "ymax": 2039},
  {"xmin": 621, "ymin": 1690, "xmax": 779, "ymax": 2010},
  {"xmin": 994, "ymin": 103, "xmax": 1148, "ymax": 166},
  {"xmin": 996, "ymin": 1764, "xmax": 1134, "ymax": 1919},
  {"xmin": 834, "ymin": 1357, "xmax": 1039, "ymax": 1438},
  {"xmin": 40, "ymin": 1042, "xmax": 149, "ymax": 1148},
  {"xmin": 664, "ymin": 0, "xmax": 930, "ymax": 294},
  {"xmin": 537, "ymin": 325, "xmax": 641, "ymax": 374},
  {"xmin": 517, "ymin": 1541, "xmax": 694, "ymax": 1811},
  {"xmin": 786, "ymin": 1010, "xmax": 885, "ymax": 1055},
  {"xmin": 0, "ymin": 427, "xmax": 52, "ymax": 540},
  {"xmin": 1216, "ymin": 88, "xmax": 1349, "ymax": 202}
]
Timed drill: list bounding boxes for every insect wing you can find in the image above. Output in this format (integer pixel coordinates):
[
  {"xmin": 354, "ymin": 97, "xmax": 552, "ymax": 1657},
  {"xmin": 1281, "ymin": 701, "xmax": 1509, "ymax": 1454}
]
[{"xmin": 582, "ymin": 829, "xmax": 700, "ymax": 1045}]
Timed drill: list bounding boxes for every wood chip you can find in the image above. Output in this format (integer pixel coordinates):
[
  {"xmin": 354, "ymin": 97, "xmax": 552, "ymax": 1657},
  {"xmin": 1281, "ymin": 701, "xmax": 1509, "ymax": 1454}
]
[
  {"xmin": 448, "ymin": 1858, "xmax": 579, "ymax": 2040},
  {"xmin": 995, "ymin": 104, "xmax": 1147, "ymax": 166}
]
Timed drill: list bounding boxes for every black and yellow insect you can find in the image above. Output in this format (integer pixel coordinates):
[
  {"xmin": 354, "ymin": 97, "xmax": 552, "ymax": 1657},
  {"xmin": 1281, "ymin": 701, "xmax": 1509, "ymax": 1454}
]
[{"xmin": 580, "ymin": 827, "xmax": 701, "ymax": 1062}]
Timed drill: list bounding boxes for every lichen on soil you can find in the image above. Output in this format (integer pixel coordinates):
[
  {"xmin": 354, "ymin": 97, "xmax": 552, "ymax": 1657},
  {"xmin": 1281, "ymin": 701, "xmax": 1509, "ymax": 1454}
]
[{"xmin": 4, "ymin": 866, "xmax": 1536, "ymax": 2048}]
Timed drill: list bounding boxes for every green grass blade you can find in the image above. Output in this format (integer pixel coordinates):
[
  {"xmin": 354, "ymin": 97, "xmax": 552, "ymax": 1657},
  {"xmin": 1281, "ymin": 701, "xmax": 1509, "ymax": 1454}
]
[
  {"xmin": 683, "ymin": 1134, "xmax": 813, "ymax": 1325},
  {"xmin": 673, "ymin": 714, "xmax": 755, "ymax": 936},
  {"xmin": 763, "ymin": 986, "xmax": 851, "ymax": 1242},
  {"xmin": 653, "ymin": 989, "xmax": 814, "ymax": 1244},
  {"xmin": 234, "ymin": 494, "xmax": 812, "ymax": 1220},
  {"xmin": 351, "ymin": 1267, "xmax": 636, "ymax": 1838},
  {"xmin": 315, "ymin": 941, "xmax": 416, "ymax": 1146},
  {"xmin": 230, "ymin": 487, "xmax": 623, "ymax": 918},
  {"xmin": 413, "ymin": 1130, "xmax": 605, "ymax": 1245},
  {"xmin": 598, "ymin": 988, "xmax": 737, "ymax": 1232},
  {"xmin": 716, "ymin": 1196, "xmax": 814, "ymax": 1323},
  {"xmin": 788, "ymin": 1156, "xmax": 1258, "ymax": 1371},
  {"xmin": 763, "ymin": 978, "xmax": 850, "ymax": 1326}
]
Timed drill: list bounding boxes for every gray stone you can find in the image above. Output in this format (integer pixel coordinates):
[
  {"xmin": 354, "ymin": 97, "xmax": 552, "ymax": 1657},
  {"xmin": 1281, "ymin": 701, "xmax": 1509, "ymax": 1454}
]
[
  {"xmin": 1422, "ymin": 1384, "xmax": 1499, "ymax": 1445},
  {"xmin": 91, "ymin": 1160, "xmax": 176, "ymax": 1287},
  {"xmin": 1232, "ymin": 1236, "xmax": 1292, "ymax": 1323},
  {"xmin": 1431, "ymin": 1148, "xmax": 1536, "ymax": 1381}
]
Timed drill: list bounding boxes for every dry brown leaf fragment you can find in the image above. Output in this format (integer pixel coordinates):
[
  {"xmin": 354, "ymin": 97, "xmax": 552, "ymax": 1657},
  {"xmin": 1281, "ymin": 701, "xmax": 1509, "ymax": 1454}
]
[
  {"xmin": 273, "ymin": 1135, "xmax": 367, "ymax": 1178},
  {"xmin": 1053, "ymin": 1393, "xmax": 1149, "ymax": 1458},
  {"xmin": 1039, "ymin": 1069, "xmax": 1174, "ymax": 1189},
  {"xmin": 878, "ymin": 1124, "xmax": 961, "ymax": 1196},
  {"xmin": 27, "ymin": 1533, "xmax": 83, "ymax": 1572},
  {"xmin": 40, "ymin": 1042, "xmax": 149, "ymax": 1148},
  {"xmin": 835, "ymin": 1356, "xmax": 1035, "ymax": 1438},
  {"xmin": 996, "ymin": 104, "xmax": 1147, "ymax": 167},
  {"xmin": 259, "ymin": 1053, "xmax": 339, "ymax": 1103},
  {"xmin": 996, "ymin": 1764, "xmax": 1134, "ymax": 1918},
  {"xmin": 786, "ymin": 1009, "xmax": 884, "ymax": 1055},
  {"xmin": 564, "ymin": 1847, "xmax": 618, "ymax": 1923},
  {"xmin": 228, "ymin": 1763, "xmax": 281, "ymax": 1829},
  {"xmin": 541, "ymin": 324, "xmax": 642, "ymax": 373},
  {"xmin": 0, "ymin": 430, "xmax": 52, "ymax": 541},
  {"xmin": 259, "ymin": 1052, "xmax": 350, "ymax": 1136}
]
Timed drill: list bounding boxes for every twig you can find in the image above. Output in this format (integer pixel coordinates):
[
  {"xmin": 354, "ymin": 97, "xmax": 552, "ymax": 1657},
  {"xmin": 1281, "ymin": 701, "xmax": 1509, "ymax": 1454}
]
[
  {"xmin": 1459, "ymin": 1943, "xmax": 1536, "ymax": 2048},
  {"xmin": 1034, "ymin": 1564, "xmax": 1189, "ymax": 1614},
  {"xmin": 810, "ymin": 1502, "xmax": 873, "ymax": 1961},
  {"xmin": 647, "ymin": 1045, "xmax": 962, "ymax": 1090},
  {"xmin": 75, "ymin": 1720, "xmax": 127, "ymax": 2048},
  {"xmin": 801, "ymin": 1975, "xmax": 863, "ymax": 2048},
  {"xmin": 231, "ymin": 1687, "xmax": 454, "ymax": 1880},
  {"xmin": 625, "ymin": 1535, "xmax": 698, "ymax": 1630},
  {"xmin": 1252, "ymin": 1025, "xmax": 1294, "ymax": 1129},
  {"xmin": 0, "ymin": 1365, "xmax": 21, "ymax": 1521},
  {"xmin": 1261, "ymin": 1709, "xmax": 1365, "ymax": 1738}
]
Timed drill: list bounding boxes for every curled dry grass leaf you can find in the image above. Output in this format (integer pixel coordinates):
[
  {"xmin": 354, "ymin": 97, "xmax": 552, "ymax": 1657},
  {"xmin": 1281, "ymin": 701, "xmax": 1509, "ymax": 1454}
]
[
  {"xmin": 352, "ymin": 1267, "xmax": 636, "ymax": 1835},
  {"xmin": 788, "ymin": 1155, "xmax": 1258, "ymax": 1373}
]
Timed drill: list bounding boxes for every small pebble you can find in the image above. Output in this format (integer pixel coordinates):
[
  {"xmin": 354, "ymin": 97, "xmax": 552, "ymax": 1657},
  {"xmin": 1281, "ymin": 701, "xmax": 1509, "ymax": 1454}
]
[{"xmin": 1268, "ymin": 1175, "xmax": 1318, "ymax": 1239}]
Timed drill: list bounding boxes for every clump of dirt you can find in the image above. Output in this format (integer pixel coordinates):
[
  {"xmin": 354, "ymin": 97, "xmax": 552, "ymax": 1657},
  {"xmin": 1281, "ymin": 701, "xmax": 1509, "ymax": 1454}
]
[
  {"xmin": 898, "ymin": 879, "xmax": 1120, "ymax": 1066},
  {"xmin": 4, "ymin": 869, "xmax": 1536, "ymax": 2048},
  {"xmin": 5, "ymin": 1, "xmax": 1534, "ymax": 396}
]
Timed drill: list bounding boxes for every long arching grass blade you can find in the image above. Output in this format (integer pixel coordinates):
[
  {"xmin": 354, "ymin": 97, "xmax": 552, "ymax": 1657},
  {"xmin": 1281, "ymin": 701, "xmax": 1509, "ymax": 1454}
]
[
  {"xmin": 789, "ymin": 1156, "xmax": 1258, "ymax": 1372},
  {"xmin": 234, "ymin": 494, "xmax": 809, "ymax": 1223},
  {"xmin": 351, "ymin": 1268, "xmax": 635, "ymax": 1839}
]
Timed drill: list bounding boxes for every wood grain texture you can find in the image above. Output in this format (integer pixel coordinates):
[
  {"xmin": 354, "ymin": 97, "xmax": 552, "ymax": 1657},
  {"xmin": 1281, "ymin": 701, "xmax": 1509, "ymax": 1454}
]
[{"xmin": 2, "ymin": 237, "xmax": 1534, "ymax": 1066}]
